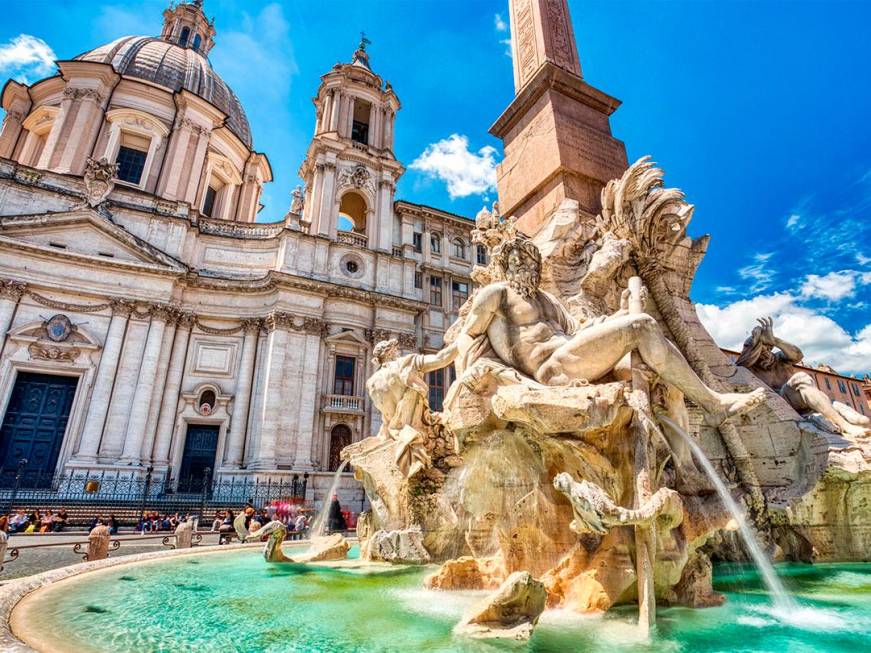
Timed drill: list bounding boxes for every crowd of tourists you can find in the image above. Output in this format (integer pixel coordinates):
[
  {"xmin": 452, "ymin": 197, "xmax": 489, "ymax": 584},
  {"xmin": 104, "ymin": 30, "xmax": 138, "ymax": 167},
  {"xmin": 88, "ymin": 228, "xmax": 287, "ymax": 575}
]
[
  {"xmin": 136, "ymin": 512, "xmax": 192, "ymax": 533},
  {"xmin": 3, "ymin": 508, "xmax": 70, "ymax": 533},
  {"xmin": 210, "ymin": 505, "xmax": 312, "ymax": 540}
]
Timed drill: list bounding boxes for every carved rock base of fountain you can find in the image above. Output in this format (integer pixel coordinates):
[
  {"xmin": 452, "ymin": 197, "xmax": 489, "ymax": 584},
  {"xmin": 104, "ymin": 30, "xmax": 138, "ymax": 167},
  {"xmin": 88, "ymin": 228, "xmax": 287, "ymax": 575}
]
[
  {"xmin": 425, "ymin": 556, "xmax": 506, "ymax": 591},
  {"xmin": 454, "ymin": 571, "xmax": 547, "ymax": 640},
  {"xmin": 361, "ymin": 527, "xmax": 430, "ymax": 564},
  {"xmin": 297, "ymin": 534, "xmax": 350, "ymax": 563},
  {"xmin": 784, "ymin": 436, "xmax": 871, "ymax": 560}
]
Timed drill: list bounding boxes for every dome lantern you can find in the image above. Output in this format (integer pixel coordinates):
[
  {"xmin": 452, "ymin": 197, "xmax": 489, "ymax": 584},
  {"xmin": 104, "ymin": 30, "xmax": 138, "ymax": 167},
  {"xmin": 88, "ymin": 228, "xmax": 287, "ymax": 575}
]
[{"xmin": 160, "ymin": 0, "xmax": 216, "ymax": 56}]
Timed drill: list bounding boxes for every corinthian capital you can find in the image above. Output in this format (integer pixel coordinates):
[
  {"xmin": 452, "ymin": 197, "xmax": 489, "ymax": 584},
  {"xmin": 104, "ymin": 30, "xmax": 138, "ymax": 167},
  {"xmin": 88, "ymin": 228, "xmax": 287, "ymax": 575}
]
[
  {"xmin": 241, "ymin": 317, "xmax": 263, "ymax": 334},
  {"xmin": 110, "ymin": 298, "xmax": 135, "ymax": 316},
  {"xmin": 0, "ymin": 279, "xmax": 27, "ymax": 301}
]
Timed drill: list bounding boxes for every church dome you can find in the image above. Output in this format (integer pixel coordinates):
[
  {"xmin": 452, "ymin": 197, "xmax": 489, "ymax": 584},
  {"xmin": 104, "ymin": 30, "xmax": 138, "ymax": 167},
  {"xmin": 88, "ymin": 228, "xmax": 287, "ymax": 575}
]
[{"xmin": 74, "ymin": 35, "xmax": 252, "ymax": 147}]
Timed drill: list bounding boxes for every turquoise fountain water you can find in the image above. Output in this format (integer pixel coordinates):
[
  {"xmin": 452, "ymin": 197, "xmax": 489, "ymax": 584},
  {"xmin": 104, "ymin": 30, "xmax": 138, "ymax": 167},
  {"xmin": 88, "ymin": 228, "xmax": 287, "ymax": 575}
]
[{"xmin": 16, "ymin": 546, "xmax": 871, "ymax": 653}]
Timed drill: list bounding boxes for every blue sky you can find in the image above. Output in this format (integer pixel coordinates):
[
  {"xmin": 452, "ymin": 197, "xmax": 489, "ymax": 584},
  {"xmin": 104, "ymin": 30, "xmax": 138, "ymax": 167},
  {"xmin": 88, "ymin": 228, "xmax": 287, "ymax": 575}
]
[{"xmin": 2, "ymin": 1, "xmax": 870, "ymax": 374}]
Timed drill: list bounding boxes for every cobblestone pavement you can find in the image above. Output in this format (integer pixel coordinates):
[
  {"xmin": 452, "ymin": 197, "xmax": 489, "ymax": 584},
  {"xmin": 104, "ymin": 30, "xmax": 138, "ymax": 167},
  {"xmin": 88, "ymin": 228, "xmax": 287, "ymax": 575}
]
[{"xmin": 1, "ymin": 531, "xmax": 226, "ymax": 581}]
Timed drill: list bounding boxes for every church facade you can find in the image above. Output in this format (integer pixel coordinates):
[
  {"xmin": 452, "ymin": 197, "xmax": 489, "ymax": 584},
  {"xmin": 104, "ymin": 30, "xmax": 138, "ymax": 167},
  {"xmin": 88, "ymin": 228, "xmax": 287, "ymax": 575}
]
[{"xmin": 0, "ymin": 1, "xmax": 479, "ymax": 504}]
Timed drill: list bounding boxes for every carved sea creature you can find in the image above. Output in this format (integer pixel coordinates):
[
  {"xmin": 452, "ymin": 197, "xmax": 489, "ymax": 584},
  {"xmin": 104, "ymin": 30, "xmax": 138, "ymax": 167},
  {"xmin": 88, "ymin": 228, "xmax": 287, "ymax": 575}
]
[{"xmin": 553, "ymin": 472, "xmax": 683, "ymax": 535}]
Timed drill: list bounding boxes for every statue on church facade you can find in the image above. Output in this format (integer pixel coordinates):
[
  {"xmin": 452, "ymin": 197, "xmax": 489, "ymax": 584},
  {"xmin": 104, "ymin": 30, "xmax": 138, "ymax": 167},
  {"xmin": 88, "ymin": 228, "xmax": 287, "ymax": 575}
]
[
  {"xmin": 289, "ymin": 185, "xmax": 304, "ymax": 215},
  {"xmin": 737, "ymin": 317, "xmax": 870, "ymax": 437}
]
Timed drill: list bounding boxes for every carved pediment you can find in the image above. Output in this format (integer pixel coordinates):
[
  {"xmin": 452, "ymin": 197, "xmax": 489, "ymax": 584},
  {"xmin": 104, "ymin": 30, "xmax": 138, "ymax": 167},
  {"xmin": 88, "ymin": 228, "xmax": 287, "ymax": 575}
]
[{"xmin": 0, "ymin": 210, "xmax": 187, "ymax": 271}]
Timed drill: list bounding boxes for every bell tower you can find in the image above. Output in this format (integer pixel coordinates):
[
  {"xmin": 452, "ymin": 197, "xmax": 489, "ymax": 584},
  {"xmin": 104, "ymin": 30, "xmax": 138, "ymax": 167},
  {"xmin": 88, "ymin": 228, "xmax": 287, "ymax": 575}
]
[
  {"xmin": 490, "ymin": 0, "xmax": 628, "ymax": 236},
  {"xmin": 299, "ymin": 36, "xmax": 404, "ymax": 252},
  {"xmin": 160, "ymin": 0, "xmax": 215, "ymax": 55}
]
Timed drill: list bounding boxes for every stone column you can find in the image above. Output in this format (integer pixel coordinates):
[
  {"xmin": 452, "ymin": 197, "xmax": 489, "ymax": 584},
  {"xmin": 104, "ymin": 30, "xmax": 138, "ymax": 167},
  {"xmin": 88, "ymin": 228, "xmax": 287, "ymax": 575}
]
[
  {"xmin": 100, "ymin": 310, "xmax": 151, "ymax": 459},
  {"xmin": 38, "ymin": 88, "xmax": 74, "ymax": 170},
  {"xmin": 345, "ymin": 96, "xmax": 356, "ymax": 138},
  {"xmin": 151, "ymin": 314, "xmax": 194, "ymax": 466},
  {"xmin": 159, "ymin": 121, "xmax": 193, "ymax": 199},
  {"xmin": 184, "ymin": 124, "xmax": 212, "ymax": 204},
  {"xmin": 329, "ymin": 91, "xmax": 342, "ymax": 132},
  {"xmin": 249, "ymin": 313, "xmax": 288, "ymax": 470},
  {"xmin": 317, "ymin": 162, "xmax": 337, "ymax": 237},
  {"xmin": 74, "ymin": 299, "xmax": 133, "ymax": 462},
  {"xmin": 377, "ymin": 180, "xmax": 394, "ymax": 252},
  {"xmin": 0, "ymin": 109, "xmax": 26, "ymax": 159},
  {"xmin": 308, "ymin": 162, "xmax": 325, "ymax": 234},
  {"xmin": 320, "ymin": 92, "xmax": 332, "ymax": 134},
  {"xmin": 120, "ymin": 305, "xmax": 171, "ymax": 464},
  {"xmin": 140, "ymin": 313, "xmax": 178, "ymax": 463},
  {"xmin": 0, "ymin": 280, "xmax": 26, "ymax": 353},
  {"xmin": 58, "ymin": 89, "xmax": 104, "ymax": 174},
  {"xmin": 383, "ymin": 110, "xmax": 394, "ymax": 150},
  {"xmin": 292, "ymin": 325, "xmax": 324, "ymax": 470},
  {"xmin": 224, "ymin": 318, "xmax": 261, "ymax": 468},
  {"xmin": 368, "ymin": 107, "xmax": 381, "ymax": 148}
]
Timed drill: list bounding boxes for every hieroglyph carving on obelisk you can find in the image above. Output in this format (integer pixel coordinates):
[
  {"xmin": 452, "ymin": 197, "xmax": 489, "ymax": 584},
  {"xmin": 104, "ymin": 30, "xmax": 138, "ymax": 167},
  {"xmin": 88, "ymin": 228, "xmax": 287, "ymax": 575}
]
[{"xmin": 509, "ymin": 0, "xmax": 583, "ymax": 92}]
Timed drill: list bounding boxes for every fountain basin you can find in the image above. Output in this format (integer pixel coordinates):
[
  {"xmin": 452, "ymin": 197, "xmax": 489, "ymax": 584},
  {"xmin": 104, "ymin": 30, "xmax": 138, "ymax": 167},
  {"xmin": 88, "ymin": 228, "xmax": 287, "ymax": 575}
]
[{"xmin": 2, "ymin": 545, "xmax": 869, "ymax": 652}]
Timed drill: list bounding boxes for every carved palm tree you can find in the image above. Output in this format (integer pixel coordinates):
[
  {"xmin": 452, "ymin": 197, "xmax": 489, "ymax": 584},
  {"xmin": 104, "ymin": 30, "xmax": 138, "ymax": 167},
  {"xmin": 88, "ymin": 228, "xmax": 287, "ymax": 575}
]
[{"xmin": 596, "ymin": 157, "xmax": 765, "ymax": 514}]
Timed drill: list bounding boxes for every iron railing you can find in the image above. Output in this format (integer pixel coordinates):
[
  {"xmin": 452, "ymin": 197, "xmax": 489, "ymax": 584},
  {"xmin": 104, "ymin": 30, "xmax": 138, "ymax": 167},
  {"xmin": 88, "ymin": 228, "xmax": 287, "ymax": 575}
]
[{"xmin": 0, "ymin": 463, "xmax": 309, "ymax": 526}]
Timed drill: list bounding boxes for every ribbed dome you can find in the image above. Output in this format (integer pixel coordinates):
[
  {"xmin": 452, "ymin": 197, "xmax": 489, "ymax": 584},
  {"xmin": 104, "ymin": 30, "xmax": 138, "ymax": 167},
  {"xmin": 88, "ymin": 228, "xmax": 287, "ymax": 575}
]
[{"xmin": 75, "ymin": 36, "xmax": 252, "ymax": 147}]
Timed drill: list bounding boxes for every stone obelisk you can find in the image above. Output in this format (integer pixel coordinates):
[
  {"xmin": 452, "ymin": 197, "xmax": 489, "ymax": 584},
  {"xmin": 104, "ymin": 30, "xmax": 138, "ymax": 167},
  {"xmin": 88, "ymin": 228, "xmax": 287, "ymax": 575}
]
[{"xmin": 490, "ymin": 0, "xmax": 628, "ymax": 235}]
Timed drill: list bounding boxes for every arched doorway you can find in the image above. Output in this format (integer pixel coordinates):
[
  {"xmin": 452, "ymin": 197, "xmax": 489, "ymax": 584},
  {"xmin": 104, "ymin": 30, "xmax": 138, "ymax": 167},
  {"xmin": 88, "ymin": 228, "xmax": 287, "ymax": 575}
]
[
  {"xmin": 328, "ymin": 424, "xmax": 352, "ymax": 472},
  {"xmin": 337, "ymin": 191, "xmax": 367, "ymax": 234}
]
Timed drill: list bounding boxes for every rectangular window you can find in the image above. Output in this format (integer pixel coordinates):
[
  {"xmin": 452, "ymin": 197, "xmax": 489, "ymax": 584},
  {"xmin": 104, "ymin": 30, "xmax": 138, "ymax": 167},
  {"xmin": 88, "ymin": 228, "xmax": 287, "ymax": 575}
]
[
  {"xmin": 837, "ymin": 379, "xmax": 847, "ymax": 393},
  {"xmin": 452, "ymin": 280, "xmax": 469, "ymax": 309},
  {"xmin": 333, "ymin": 355, "xmax": 356, "ymax": 396},
  {"xmin": 853, "ymin": 383, "xmax": 861, "ymax": 396},
  {"xmin": 476, "ymin": 245, "xmax": 487, "ymax": 265},
  {"xmin": 413, "ymin": 232, "xmax": 422, "ymax": 253},
  {"xmin": 116, "ymin": 145, "xmax": 147, "ymax": 185},
  {"xmin": 414, "ymin": 271, "xmax": 422, "ymax": 289},
  {"xmin": 202, "ymin": 186, "xmax": 218, "ymax": 218},
  {"xmin": 825, "ymin": 378, "xmax": 832, "ymax": 390},
  {"xmin": 429, "ymin": 275, "xmax": 443, "ymax": 306},
  {"xmin": 351, "ymin": 120, "xmax": 369, "ymax": 144},
  {"xmin": 428, "ymin": 369, "xmax": 445, "ymax": 411}
]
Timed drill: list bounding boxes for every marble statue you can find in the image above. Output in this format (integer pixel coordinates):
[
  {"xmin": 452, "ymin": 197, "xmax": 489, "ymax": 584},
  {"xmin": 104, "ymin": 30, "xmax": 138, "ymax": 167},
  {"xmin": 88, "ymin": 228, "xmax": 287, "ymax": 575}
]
[
  {"xmin": 290, "ymin": 185, "xmax": 304, "ymax": 215},
  {"xmin": 737, "ymin": 317, "xmax": 870, "ymax": 437},
  {"xmin": 412, "ymin": 234, "xmax": 765, "ymax": 426},
  {"xmin": 342, "ymin": 156, "xmax": 844, "ymax": 632}
]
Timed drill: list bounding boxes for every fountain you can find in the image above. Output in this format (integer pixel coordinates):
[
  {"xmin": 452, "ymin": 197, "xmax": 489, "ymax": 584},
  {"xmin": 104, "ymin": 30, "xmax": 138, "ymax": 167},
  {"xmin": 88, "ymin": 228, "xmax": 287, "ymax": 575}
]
[
  {"xmin": 341, "ymin": 157, "xmax": 827, "ymax": 639},
  {"xmin": 2, "ymin": 157, "xmax": 870, "ymax": 653}
]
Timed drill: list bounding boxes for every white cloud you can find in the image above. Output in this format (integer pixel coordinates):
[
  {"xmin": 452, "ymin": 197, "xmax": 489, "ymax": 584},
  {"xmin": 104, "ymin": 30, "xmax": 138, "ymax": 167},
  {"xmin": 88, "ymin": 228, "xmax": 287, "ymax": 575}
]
[
  {"xmin": 500, "ymin": 37, "xmax": 513, "ymax": 58},
  {"xmin": 0, "ymin": 34, "xmax": 56, "ymax": 83},
  {"xmin": 800, "ymin": 270, "xmax": 858, "ymax": 302},
  {"xmin": 737, "ymin": 252, "xmax": 775, "ymax": 293},
  {"xmin": 494, "ymin": 13, "xmax": 508, "ymax": 32},
  {"xmin": 696, "ymin": 293, "xmax": 871, "ymax": 374},
  {"xmin": 410, "ymin": 134, "xmax": 498, "ymax": 199},
  {"xmin": 798, "ymin": 269, "xmax": 871, "ymax": 302},
  {"xmin": 785, "ymin": 213, "xmax": 802, "ymax": 231}
]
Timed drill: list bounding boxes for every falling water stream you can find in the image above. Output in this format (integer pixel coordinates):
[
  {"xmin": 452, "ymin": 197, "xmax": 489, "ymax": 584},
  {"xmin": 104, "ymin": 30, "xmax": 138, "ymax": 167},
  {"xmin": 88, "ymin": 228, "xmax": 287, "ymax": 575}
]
[
  {"xmin": 309, "ymin": 460, "xmax": 349, "ymax": 538},
  {"xmin": 658, "ymin": 415, "xmax": 797, "ymax": 614}
]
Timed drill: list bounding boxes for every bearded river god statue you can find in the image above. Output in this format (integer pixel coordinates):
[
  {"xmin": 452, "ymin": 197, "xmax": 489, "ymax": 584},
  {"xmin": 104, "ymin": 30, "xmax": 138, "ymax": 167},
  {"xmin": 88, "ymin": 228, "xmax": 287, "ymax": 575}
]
[
  {"xmin": 342, "ymin": 157, "xmax": 855, "ymax": 636},
  {"xmin": 737, "ymin": 317, "xmax": 870, "ymax": 438}
]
